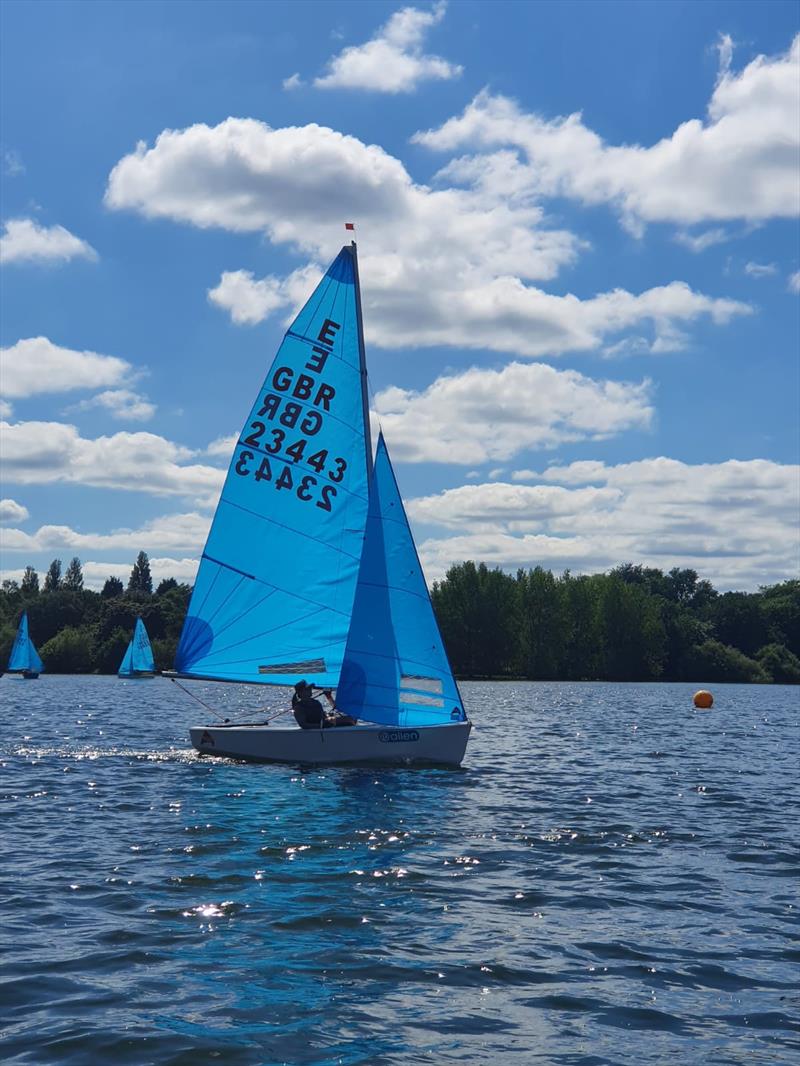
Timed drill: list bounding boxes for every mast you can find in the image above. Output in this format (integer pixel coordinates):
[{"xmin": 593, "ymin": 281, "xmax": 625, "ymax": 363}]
[{"xmin": 349, "ymin": 240, "xmax": 374, "ymax": 481}]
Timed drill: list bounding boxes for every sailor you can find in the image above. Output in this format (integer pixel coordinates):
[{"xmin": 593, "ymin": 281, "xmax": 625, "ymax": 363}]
[{"xmin": 291, "ymin": 680, "xmax": 357, "ymax": 729}]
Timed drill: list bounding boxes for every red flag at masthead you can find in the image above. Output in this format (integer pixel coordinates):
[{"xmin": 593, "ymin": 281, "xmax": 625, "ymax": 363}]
[{"xmin": 344, "ymin": 222, "xmax": 355, "ymax": 231}]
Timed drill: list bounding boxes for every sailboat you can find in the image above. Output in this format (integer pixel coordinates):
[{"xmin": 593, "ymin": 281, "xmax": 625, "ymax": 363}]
[
  {"xmin": 173, "ymin": 240, "xmax": 471, "ymax": 766},
  {"xmin": 118, "ymin": 617, "xmax": 155, "ymax": 679},
  {"xmin": 7, "ymin": 611, "xmax": 44, "ymax": 679}
]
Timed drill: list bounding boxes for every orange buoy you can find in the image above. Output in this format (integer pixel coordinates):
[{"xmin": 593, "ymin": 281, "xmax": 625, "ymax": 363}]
[{"xmin": 693, "ymin": 690, "xmax": 713, "ymax": 709}]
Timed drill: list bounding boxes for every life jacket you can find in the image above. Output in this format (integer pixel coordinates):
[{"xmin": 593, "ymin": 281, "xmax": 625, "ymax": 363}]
[{"xmin": 292, "ymin": 693, "xmax": 325, "ymax": 729}]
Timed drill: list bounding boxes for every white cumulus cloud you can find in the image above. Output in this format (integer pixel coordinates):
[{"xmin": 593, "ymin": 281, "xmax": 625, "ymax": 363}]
[
  {"xmin": 0, "ymin": 218, "xmax": 98, "ymax": 264},
  {"xmin": 1, "ymin": 337, "xmax": 133, "ymax": 399},
  {"xmin": 372, "ymin": 361, "xmax": 654, "ymax": 462},
  {"xmin": 3, "ymin": 150, "xmax": 25, "ymax": 176},
  {"xmin": 786, "ymin": 270, "xmax": 800, "ymax": 293},
  {"xmin": 0, "ymin": 512, "xmax": 210, "ymax": 557},
  {"xmin": 414, "ymin": 34, "xmax": 800, "ymax": 230},
  {"xmin": 0, "ymin": 498, "xmax": 29, "ymax": 524},
  {"xmin": 70, "ymin": 389, "xmax": 156, "ymax": 422},
  {"xmin": 105, "ymin": 116, "xmax": 750, "ymax": 357},
  {"xmin": 673, "ymin": 228, "xmax": 732, "ymax": 253},
  {"xmin": 409, "ymin": 457, "xmax": 799, "ymax": 591},
  {"xmin": 208, "ymin": 270, "xmax": 293, "ymax": 325},
  {"xmin": 744, "ymin": 261, "xmax": 777, "ymax": 278},
  {"xmin": 1, "ymin": 420, "xmax": 224, "ymax": 505},
  {"xmin": 313, "ymin": 2, "xmax": 461, "ymax": 93}
]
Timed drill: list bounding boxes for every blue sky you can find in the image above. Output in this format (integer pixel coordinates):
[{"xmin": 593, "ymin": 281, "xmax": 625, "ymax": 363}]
[{"xmin": 1, "ymin": 0, "xmax": 798, "ymax": 592}]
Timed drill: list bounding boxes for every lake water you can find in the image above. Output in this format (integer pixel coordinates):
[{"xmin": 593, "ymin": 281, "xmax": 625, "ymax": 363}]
[{"xmin": 1, "ymin": 676, "xmax": 798, "ymax": 1065}]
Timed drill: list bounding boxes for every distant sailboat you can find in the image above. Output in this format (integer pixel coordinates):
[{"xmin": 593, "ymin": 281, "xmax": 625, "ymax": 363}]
[
  {"xmin": 7, "ymin": 611, "xmax": 44, "ymax": 679},
  {"xmin": 118, "ymin": 617, "xmax": 155, "ymax": 679},
  {"xmin": 174, "ymin": 240, "xmax": 471, "ymax": 766}
]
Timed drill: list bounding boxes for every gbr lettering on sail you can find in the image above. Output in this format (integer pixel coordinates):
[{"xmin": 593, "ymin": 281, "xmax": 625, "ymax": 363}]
[{"xmin": 233, "ymin": 317, "xmax": 345, "ymax": 513}]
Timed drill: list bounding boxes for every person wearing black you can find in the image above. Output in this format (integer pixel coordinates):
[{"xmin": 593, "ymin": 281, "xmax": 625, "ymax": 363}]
[{"xmin": 291, "ymin": 680, "xmax": 357, "ymax": 729}]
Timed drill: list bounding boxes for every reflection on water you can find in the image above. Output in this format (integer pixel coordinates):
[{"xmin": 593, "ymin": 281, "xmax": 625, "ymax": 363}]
[{"xmin": 1, "ymin": 675, "xmax": 798, "ymax": 1064}]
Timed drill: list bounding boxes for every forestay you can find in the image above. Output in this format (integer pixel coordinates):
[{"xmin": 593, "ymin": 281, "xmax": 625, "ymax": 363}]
[
  {"xmin": 119, "ymin": 617, "xmax": 155, "ymax": 676},
  {"xmin": 8, "ymin": 612, "xmax": 44, "ymax": 674},
  {"xmin": 176, "ymin": 247, "xmax": 371, "ymax": 687},
  {"xmin": 337, "ymin": 434, "xmax": 466, "ymax": 727}
]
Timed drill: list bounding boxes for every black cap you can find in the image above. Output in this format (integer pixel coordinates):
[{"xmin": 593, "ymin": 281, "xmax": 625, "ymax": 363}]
[{"xmin": 294, "ymin": 679, "xmax": 309, "ymax": 692}]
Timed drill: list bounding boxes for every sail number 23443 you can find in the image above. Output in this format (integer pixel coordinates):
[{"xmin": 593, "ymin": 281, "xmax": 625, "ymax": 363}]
[{"xmin": 234, "ymin": 439, "xmax": 345, "ymax": 513}]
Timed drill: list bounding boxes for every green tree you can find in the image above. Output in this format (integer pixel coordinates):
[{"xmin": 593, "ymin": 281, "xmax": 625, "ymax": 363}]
[
  {"xmin": 708, "ymin": 592, "xmax": 770, "ymax": 657},
  {"xmin": 756, "ymin": 643, "xmax": 800, "ymax": 684},
  {"xmin": 760, "ymin": 580, "xmax": 800, "ymax": 658},
  {"xmin": 39, "ymin": 626, "xmax": 94, "ymax": 673},
  {"xmin": 613, "ymin": 563, "xmax": 670, "ymax": 599},
  {"xmin": 599, "ymin": 575, "xmax": 666, "ymax": 680},
  {"xmin": 561, "ymin": 573, "xmax": 604, "ymax": 679},
  {"xmin": 20, "ymin": 566, "xmax": 39, "ymax": 596},
  {"xmin": 63, "ymin": 556, "xmax": 84, "ymax": 591},
  {"xmin": 128, "ymin": 551, "xmax": 153, "ymax": 596},
  {"xmin": 43, "ymin": 559, "xmax": 62, "ymax": 592},
  {"xmin": 27, "ymin": 590, "xmax": 90, "ymax": 647},
  {"xmin": 151, "ymin": 636, "xmax": 178, "ymax": 672},
  {"xmin": 101, "ymin": 576, "xmax": 124, "ymax": 599},
  {"xmin": 156, "ymin": 577, "xmax": 178, "ymax": 596},
  {"xmin": 93, "ymin": 626, "xmax": 131, "ymax": 673},
  {"xmin": 0, "ymin": 622, "xmax": 17, "ymax": 666},
  {"xmin": 516, "ymin": 567, "xmax": 570, "ymax": 679},
  {"xmin": 688, "ymin": 639, "xmax": 768, "ymax": 683},
  {"xmin": 659, "ymin": 602, "xmax": 711, "ymax": 681},
  {"xmin": 431, "ymin": 561, "xmax": 519, "ymax": 677}
]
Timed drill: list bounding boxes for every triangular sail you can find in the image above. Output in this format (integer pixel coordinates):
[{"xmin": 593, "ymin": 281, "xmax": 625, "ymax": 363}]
[
  {"xmin": 7, "ymin": 611, "xmax": 44, "ymax": 674},
  {"xmin": 119, "ymin": 617, "xmax": 155, "ymax": 676},
  {"xmin": 337, "ymin": 434, "xmax": 466, "ymax": 727},
  {"xmin": 175, "ymin": 246, "xmax": 371, "ymax": 687}
]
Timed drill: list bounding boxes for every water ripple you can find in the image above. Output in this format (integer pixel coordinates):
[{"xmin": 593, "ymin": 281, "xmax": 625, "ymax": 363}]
[{"xmin": 1, "ymin": 676, "xmax": 798, "ymax": 1064}]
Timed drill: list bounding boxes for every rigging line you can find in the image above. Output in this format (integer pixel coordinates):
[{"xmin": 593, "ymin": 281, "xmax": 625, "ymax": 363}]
[
  {"xmin": 263, "ymin": 706, "xmax": 293, "ymax": 725},
  {"xmin": 169, "ymin": 676, "xmax": 232, "ymax": 722},
  {"xmin": 325, "ymin": 279, "xmax": 355, "ymax": 667}
]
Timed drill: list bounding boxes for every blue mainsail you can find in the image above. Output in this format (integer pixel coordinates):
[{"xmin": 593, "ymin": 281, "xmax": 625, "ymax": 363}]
[
  {"xmin": 337, "ymin": 434, "xmax": 466, "ymax": 727},
  {"xmin": 175, "ymin": 245, "xmax": 371, "ymax": 687},
  {"xmin": 118, "ymin": 617, "xmax": 155, "ymax": 677},
  {"xmin": 7, "ymin": 611, "xmax": 44, "ymax": 674}
]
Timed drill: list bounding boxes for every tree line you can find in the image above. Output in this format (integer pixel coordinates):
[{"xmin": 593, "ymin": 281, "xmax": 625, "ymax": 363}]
[
  {"xmin": 0, "ymin": 552, "xmax": 190, "ymax": 674},
  {"xmin": 431, "ymin": 563, "xmax": 800, "ymax": 683},
  {"xmin": 1, "ymin": 554, "xmax": 798, "ymax": 683}
]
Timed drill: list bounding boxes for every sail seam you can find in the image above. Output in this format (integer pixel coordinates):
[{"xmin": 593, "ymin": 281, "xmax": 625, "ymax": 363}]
[
  {"xmin": 220, "ymin": 498, "xmax": 364, "ymax": 566},
  {"xmin": 195, "ymin": 607, "xmax": 329, "ymax": 660},
  {"xmin": 201, "ymin": 586, "xmax": 278, "ymax": 645},
  {"xmin": 349, "ymin": 578, "xmax": 431, "ymax": 603}
]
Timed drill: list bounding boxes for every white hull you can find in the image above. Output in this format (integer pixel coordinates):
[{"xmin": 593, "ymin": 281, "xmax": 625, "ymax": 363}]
[{"xmin": 190, "ymin": 721, "xmax": 471, "ymax": 767}]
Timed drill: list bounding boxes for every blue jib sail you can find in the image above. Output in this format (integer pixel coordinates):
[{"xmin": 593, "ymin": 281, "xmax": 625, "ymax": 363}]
[
  {"xmin": 118, "ymin": 617, "xmax": 155, "ymax": 677},
  {"xmin": 337, "ymin": 434, "xmax": 466, "ymax": 727},
  {"xmin": 8, "ymin": 611, "xmax": 44, "ymax": 674},
  {"xmin": 176, "ymin": 246, "xmax": 370, "ymax": 687}
]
